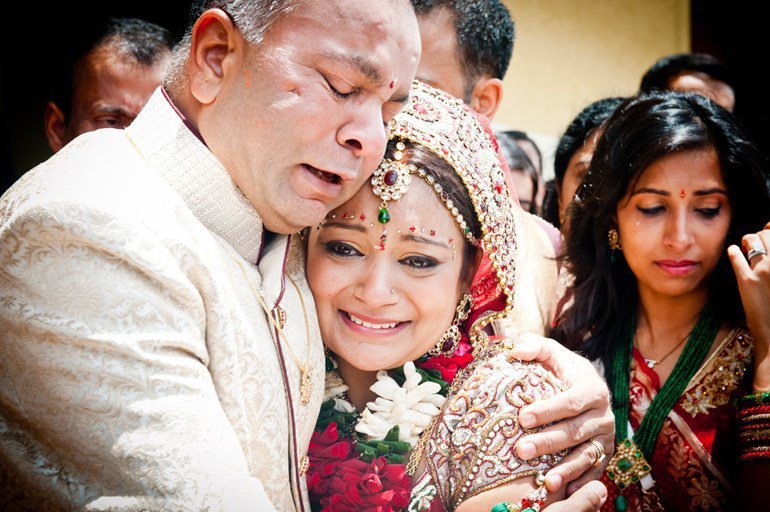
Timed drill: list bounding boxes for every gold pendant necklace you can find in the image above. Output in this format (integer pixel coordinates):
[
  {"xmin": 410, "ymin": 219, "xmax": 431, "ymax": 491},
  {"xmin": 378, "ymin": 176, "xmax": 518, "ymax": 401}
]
[
  {"xmin": 606, "ymin": 437, "xmax": 652, "ymax": 491},
  {"xmin": 228, "ymin": 251, "xmax": 313, "ymax": 404}
]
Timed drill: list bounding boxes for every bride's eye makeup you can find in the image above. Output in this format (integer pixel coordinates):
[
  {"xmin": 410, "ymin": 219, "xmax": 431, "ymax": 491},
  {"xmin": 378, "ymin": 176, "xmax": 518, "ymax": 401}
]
[
  {"xmin": 400, "ymin": 254, "xmax": 438, "ymax": 270},
  {"xmin": 322, "ymin": 240, "xmax": 362, "ymax": 258}
]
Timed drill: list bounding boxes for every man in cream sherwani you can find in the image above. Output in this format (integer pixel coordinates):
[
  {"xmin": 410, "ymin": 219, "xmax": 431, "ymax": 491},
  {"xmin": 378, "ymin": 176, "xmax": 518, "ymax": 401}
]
[
  {"xmin": 0, "ymin": 1, "xmax": 612, "ymax": 511},
  {"xmin": 0, "ymin": 1, "xmax": 421, "ymax": 510}
]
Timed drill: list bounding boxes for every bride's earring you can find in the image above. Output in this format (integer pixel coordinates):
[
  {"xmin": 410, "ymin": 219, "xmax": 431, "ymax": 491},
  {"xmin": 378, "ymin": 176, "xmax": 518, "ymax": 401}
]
[{"xmin": 428, "ymin": 293, "xmax": 474, "ymax": 357}]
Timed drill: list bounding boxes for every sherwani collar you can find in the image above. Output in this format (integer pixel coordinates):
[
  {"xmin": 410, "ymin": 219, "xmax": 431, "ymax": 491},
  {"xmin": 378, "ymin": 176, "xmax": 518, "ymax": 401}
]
[{"xmin": 125, "ymin": 87, "xmax": 264, "ymax": 264}]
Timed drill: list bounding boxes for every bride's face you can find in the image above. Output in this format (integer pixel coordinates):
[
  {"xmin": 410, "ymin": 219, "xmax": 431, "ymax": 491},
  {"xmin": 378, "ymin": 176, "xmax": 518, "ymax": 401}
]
[{"xmin": 307, "ymin": 178, "xmax": 468, "ymax": 371}]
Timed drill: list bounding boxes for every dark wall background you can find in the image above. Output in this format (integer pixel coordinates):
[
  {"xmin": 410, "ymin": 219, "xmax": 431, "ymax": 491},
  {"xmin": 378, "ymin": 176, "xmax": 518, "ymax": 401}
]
[
  {"xmin": 691, "ymin": 0, "xmax": 769, "ymax": 161},
  {"xmin": 2, "ymin": 1, "xmax": 768, "ymax": 194}
]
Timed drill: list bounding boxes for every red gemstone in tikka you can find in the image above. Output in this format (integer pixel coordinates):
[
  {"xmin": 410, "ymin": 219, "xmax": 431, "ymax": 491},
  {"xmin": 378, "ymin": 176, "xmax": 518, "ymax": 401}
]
[{"xmin": 384, "ymin": 170, "xmax": 399, "ymax": 187}]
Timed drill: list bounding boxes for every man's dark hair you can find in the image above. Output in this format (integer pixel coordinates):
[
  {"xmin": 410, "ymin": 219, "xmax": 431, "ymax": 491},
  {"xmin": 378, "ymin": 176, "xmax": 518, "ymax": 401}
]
[
  {"xmin": 412, "ymin": 0, "xmax": 514, "ymax": 95},
  {"xmin": 52, "ymin": 17, "xmax": 174, "ymax": 120},
  {"xmin": 640, "ymin": 53, "xmax": 735, "ymax": 93}
]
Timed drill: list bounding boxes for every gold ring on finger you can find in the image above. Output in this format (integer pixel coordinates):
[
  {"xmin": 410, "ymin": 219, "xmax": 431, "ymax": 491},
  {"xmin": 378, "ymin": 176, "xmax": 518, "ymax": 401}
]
[{"xmin": 588, "ymin": 438, "xmax": 606, "ymax": 468}]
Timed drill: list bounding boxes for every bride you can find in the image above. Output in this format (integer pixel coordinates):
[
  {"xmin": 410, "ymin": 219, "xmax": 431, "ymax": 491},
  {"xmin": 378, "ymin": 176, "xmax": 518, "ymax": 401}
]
[{"xmin": 302, "ymin": 81, "xmax": 599, "ymax": 511}]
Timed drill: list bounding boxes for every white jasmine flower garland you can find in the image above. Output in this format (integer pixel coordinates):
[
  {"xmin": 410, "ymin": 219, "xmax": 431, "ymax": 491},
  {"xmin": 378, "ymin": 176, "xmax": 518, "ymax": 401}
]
[{"xmin": 324, "ymin": 361, "xmax": 446, "ymax": 446}]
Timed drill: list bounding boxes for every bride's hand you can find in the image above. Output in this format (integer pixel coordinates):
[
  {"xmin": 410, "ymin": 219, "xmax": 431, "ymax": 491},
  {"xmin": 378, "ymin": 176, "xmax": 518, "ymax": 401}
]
[
  {"xmin": 728, "ymin": 220, "xmax": 770, "ymax": 392},
  {"xmin": 509, "ymin": 333, "xmax": 614, "ymax": 495}
]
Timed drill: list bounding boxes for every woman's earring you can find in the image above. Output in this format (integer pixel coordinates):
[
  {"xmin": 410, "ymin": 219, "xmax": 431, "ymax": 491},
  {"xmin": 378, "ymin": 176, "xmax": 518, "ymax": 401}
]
[
  {"xmin": 429, "ymin": 293, "xmax": 474, "ymax": 357},
  {"xmin": 608, "ymin": 228, "xmax": 622, "ymax": 263}
]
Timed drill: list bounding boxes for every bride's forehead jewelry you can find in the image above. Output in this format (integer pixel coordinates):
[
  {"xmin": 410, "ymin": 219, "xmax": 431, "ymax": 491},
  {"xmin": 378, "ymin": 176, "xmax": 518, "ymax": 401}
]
[{"xmin": 371, "ymin": 140, "xmax": 480, "ymax": 248}]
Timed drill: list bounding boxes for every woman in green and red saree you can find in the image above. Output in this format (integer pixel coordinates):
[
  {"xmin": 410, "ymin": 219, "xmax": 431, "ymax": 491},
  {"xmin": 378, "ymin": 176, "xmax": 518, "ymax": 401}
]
[{"xmin": 554, "ymin": 91, "xmax": 770, "ymax": 511}]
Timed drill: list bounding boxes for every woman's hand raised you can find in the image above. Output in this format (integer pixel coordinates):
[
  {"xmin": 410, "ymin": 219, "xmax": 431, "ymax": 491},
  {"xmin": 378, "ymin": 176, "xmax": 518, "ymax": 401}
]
[{"xmin": 728, "ymin": 220, "xmax": 770, "ymax": 392}]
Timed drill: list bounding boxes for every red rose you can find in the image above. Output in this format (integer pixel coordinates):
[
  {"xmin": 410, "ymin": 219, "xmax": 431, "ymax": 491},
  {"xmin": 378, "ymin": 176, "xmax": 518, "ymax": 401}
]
[
  {"xmin": 416, "ymin": 339, "xmax": 474, "ymax": 383},
  {"xmin": 307, "ymin": 422, "xmax": 355, "ymax": 497},
  {"xmin": 319, "ymin": 457, "xmax": 411, "ymax": 512}
]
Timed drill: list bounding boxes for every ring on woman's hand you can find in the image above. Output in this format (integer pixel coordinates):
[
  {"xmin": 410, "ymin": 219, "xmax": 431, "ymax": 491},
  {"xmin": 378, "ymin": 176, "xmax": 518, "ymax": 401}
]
[
  {"xmin": 747, "ymin": 246, "xmax": 768, "ymax": 261},
  {"xmin": 588, "ymin": 438, "xmax": 606, "ymax": 468}
]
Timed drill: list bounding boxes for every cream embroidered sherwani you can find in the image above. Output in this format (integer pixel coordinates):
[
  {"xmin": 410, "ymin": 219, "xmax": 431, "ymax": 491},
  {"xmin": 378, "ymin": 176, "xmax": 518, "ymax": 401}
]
[{"xmin": 0, "ymin": 89, "xmax": 324, "ymax": 511}]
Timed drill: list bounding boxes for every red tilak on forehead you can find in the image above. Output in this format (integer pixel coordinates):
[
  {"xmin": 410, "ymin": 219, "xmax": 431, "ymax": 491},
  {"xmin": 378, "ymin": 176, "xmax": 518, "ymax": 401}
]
[
  {"xmin": 680, "ymin": 189, "xmax": 686, "ymax": 199},
  {"xmin": 390, "ymin": 79, "xmax": 397, "ymax": 89}
]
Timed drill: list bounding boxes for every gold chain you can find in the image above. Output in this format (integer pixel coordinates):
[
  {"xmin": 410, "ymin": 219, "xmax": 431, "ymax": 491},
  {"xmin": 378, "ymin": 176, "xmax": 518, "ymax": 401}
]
[
  {"xmin": 635, "ymin": 329, "xmax": 690, "ymax": 369},
  {"xmin": 227, "ymin": 250, "xmax": 314, "ymax": 404},
  {"xmin": 286, "ymin": 274, "xmax": 314, "ymax": 404}
]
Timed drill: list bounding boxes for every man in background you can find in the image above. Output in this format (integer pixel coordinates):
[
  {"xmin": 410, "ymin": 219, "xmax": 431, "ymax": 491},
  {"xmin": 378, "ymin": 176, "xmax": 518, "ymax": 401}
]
[
  {"xmin": 640, "ymin": 53, "xmax": 736, "ymax": 112},
  {"xmin": 412, "ymin": 0, "xmax": 512, "ymax": 120},
  {"xmin": 43, "ymin": 17, "xmax": 174, "ymax": 152}
]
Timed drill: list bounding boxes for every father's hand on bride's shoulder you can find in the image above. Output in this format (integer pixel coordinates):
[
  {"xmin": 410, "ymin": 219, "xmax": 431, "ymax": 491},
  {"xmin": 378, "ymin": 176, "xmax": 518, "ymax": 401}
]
[{"xmin": 508, "ymin": 333, "xmax": 614, "ymax": 495}]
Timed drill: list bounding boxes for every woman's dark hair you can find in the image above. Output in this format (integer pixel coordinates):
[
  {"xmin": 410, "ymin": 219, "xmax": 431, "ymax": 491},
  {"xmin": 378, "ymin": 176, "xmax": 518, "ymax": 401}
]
[
  {"xmin": 497, "ymin": 132, "xmax": 539, "ymax": 214},
  {"xmin": 553, "ymin": 91, "xmax": 770, "ymax": 367},
  {"xmin": 545, "ymin": 97, "xmax": 625, "ymax": 227},
  {"xmin": 383, "ymin": 139, "xmax": 483, "ymax": 283}
]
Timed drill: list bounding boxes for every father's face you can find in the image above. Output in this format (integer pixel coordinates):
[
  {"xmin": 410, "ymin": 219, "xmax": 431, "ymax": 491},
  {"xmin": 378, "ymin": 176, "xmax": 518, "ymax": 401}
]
[{"xmin": 217, "ymin": 0, "xmax": 420, "ymax": 234}]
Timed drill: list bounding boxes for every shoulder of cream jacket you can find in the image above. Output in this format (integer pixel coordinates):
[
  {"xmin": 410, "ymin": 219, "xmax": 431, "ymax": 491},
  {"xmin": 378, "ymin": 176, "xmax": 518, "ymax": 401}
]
[
  {"xmin": 0, "ymin": 89, "xmax": 324, "ymax": 511},
  {"xmin": 494, "ymin": 208, "xmax": 561, "ymax": 339}
]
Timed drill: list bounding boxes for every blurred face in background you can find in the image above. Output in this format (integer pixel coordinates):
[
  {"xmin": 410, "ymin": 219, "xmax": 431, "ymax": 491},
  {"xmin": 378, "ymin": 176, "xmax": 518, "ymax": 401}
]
[
  {"xmin": 668, "ymin": 72, "xmax": 735, "ymax": 112},
  {"xmin": 509, "ymin": 168, "xmax": 535, "ymax": 212},
  {"xmin": 45, "ymin": 45, "xmax": 170, "ymax": 152},
  {"xmin": 559, "ymin": 128, "xmax": 601, "ymax": 225}
]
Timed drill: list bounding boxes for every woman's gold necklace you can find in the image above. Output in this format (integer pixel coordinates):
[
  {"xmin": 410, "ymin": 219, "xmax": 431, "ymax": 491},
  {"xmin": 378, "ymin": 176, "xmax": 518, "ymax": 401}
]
[
  {"xmin": 636, "ymin": 330, "xmax": 690, "ymax": 369},
  {"xmin": 228, "ymin": 252, "xmax": 313, "ymax": 404}
]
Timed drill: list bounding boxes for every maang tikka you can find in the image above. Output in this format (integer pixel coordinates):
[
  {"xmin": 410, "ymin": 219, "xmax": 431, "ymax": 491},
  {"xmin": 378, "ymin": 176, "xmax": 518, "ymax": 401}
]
[{"xmin": 370, "ymin": 139, "xmax": 479, "ymax": 251}]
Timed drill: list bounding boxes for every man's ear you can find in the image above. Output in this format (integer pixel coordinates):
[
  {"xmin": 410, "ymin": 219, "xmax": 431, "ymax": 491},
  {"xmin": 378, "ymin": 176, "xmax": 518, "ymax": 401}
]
[
  {"xmin": 43, "ymin": 101, "xmax": 68, "ymax": 153},
  {"xmin": 468, "ymin": 77, "xmax": 503, "ymax": 120},
  {"xmin": 188, "ymin": 9, "xmax": 241, "ymax": 105}
]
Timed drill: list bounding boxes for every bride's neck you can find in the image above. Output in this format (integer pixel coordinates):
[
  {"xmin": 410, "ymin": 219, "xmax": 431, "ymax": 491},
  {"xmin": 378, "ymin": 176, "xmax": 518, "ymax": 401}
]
[{"xmin": 336, "ymin": 357, "xmax": 379, "ymax": 411}]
